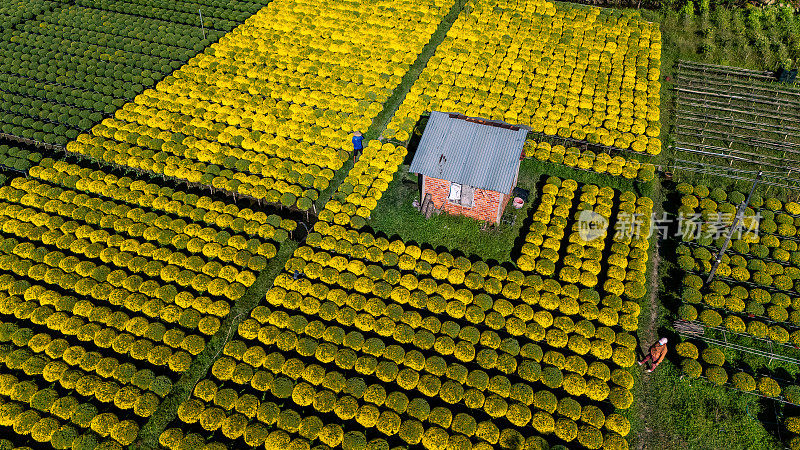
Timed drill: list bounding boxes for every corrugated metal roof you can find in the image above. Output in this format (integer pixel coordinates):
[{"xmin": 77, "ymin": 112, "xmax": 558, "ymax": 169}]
[{"xmin": 409, "ymin": 111, "xmax": 529, "ymax": 193}]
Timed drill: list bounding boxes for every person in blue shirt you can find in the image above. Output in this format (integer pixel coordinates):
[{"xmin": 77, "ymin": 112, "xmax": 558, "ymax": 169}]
[{"xmin": 352, "ymin": 131, "xmax": 363, "ymax": 163}]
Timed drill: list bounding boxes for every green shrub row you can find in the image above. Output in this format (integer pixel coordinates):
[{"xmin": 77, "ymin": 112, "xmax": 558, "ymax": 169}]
[
  {"xmin": 0, "ymin": 144, "xmax": 41, "ymax": 172},
  {"xmin": 76, "ymin": 0, "xmax": 268, "ymax": 31},
  {"xmin": 0, "ymin": 0, "xmax": 67, "ymax": 30}
]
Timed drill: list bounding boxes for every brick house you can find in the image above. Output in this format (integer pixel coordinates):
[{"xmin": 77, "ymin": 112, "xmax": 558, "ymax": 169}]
[{"xmin": 409, "ymin": 111, "xmax": 529, "ymax": 224}]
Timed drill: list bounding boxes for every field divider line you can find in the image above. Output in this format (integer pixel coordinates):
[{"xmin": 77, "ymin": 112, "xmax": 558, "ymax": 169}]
[
  {"xmin": 315, "ymin": 0, "xmax": 469, "ymax": 211},
  {"xmin": 133, "ymin": 240, "xmax": 298, "ymax": 449}
]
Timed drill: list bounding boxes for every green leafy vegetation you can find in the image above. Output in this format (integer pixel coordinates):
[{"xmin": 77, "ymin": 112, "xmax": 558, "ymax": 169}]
[{"xmin": 631, "ymin": 362, "xmax": 780, "ymax": 449}]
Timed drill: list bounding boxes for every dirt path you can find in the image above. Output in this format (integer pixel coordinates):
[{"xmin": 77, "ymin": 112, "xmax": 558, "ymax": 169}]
[
  {"xmin": 636, "ymin": 239, "xmax": 661, "ymax": 449},
  {"xmin": 643, "ymin": 241, "xmax": 661, "ymax": 349}
]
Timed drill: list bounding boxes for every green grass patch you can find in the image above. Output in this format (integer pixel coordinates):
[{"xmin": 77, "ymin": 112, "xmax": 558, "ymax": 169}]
[
  {"xmin": 645, "ymin": 5, "xmax": 800, "ymax": 73},
  {"xmin": 629, "ymin": 361, "xmax": 781, "ymax": 449},
  {"xmin": 622, "ymin": 173, "xmax": 664, "ymax": 443},
  {"xmin": 367, "ymin": 160, "xmax": 537, "ymax": 263}
]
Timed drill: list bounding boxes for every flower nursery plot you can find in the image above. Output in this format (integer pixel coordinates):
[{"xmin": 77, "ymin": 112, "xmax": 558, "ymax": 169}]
[
  {"xmin": 0, "ymin": 0, "xmax": 673, "ymax": 445},
  {"xmin": 164, "ymin": 243, "xmax": 638, "ymax": 447},
  {"xmin": 0, "ymin": 0, "xmax": 66, "ymax": 30},
  {"xmin": 28, "ymin": 160, "xmax": 298, "ymax": 247},
  {"xmin": 0, "ymin": 312, "xmax": 152, "ymax": 448},
  {"xmin": 674, "ymin": 337, "xmax": 800, "ymax": 403},
  {"xmin": 65, "ymin": 0, "xmax": 455, "ymax": 211},
  {"xmin": 74, "ymin": 0, "xmax": 270, "ymax": 33},
  {"xmin": 160, "ymin": 138, "xmax": 643, "ymax": 449},
  {"xmin": 387, "ymin": 0, "xmax": 661, "ymax": 158},
  {"xmin": 668, "ymin": 182, "xmax": 800, "ymax": 431},
  {"xmin": 674, "ymin": 183, "xmax": 800, "ymax": 346},
  {"xmin": 0, "ymin": 0, "xmax": 270, "ymax": 147},
  {"xmin": 0, "ymin": 155, "xmax": 291, "ymax": 447},
  {"xmin": 517, "ymin": 176, "xmax": 652, "ymax": 309}
]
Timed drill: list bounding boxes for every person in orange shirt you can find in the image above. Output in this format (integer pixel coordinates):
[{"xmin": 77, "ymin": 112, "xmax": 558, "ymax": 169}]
[{"xmin": 638, "ymin": 337, "xmax": 668, "ymax": 373}]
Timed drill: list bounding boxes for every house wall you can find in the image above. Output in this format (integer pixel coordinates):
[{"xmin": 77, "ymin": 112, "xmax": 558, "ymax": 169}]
[
  {"xmin": 497, "ymin": 190, "xmax": 511, "ymax": 223},
  {"xmin": 422, "ymin": 175, "xmax": 507, "ymax": 223}
]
